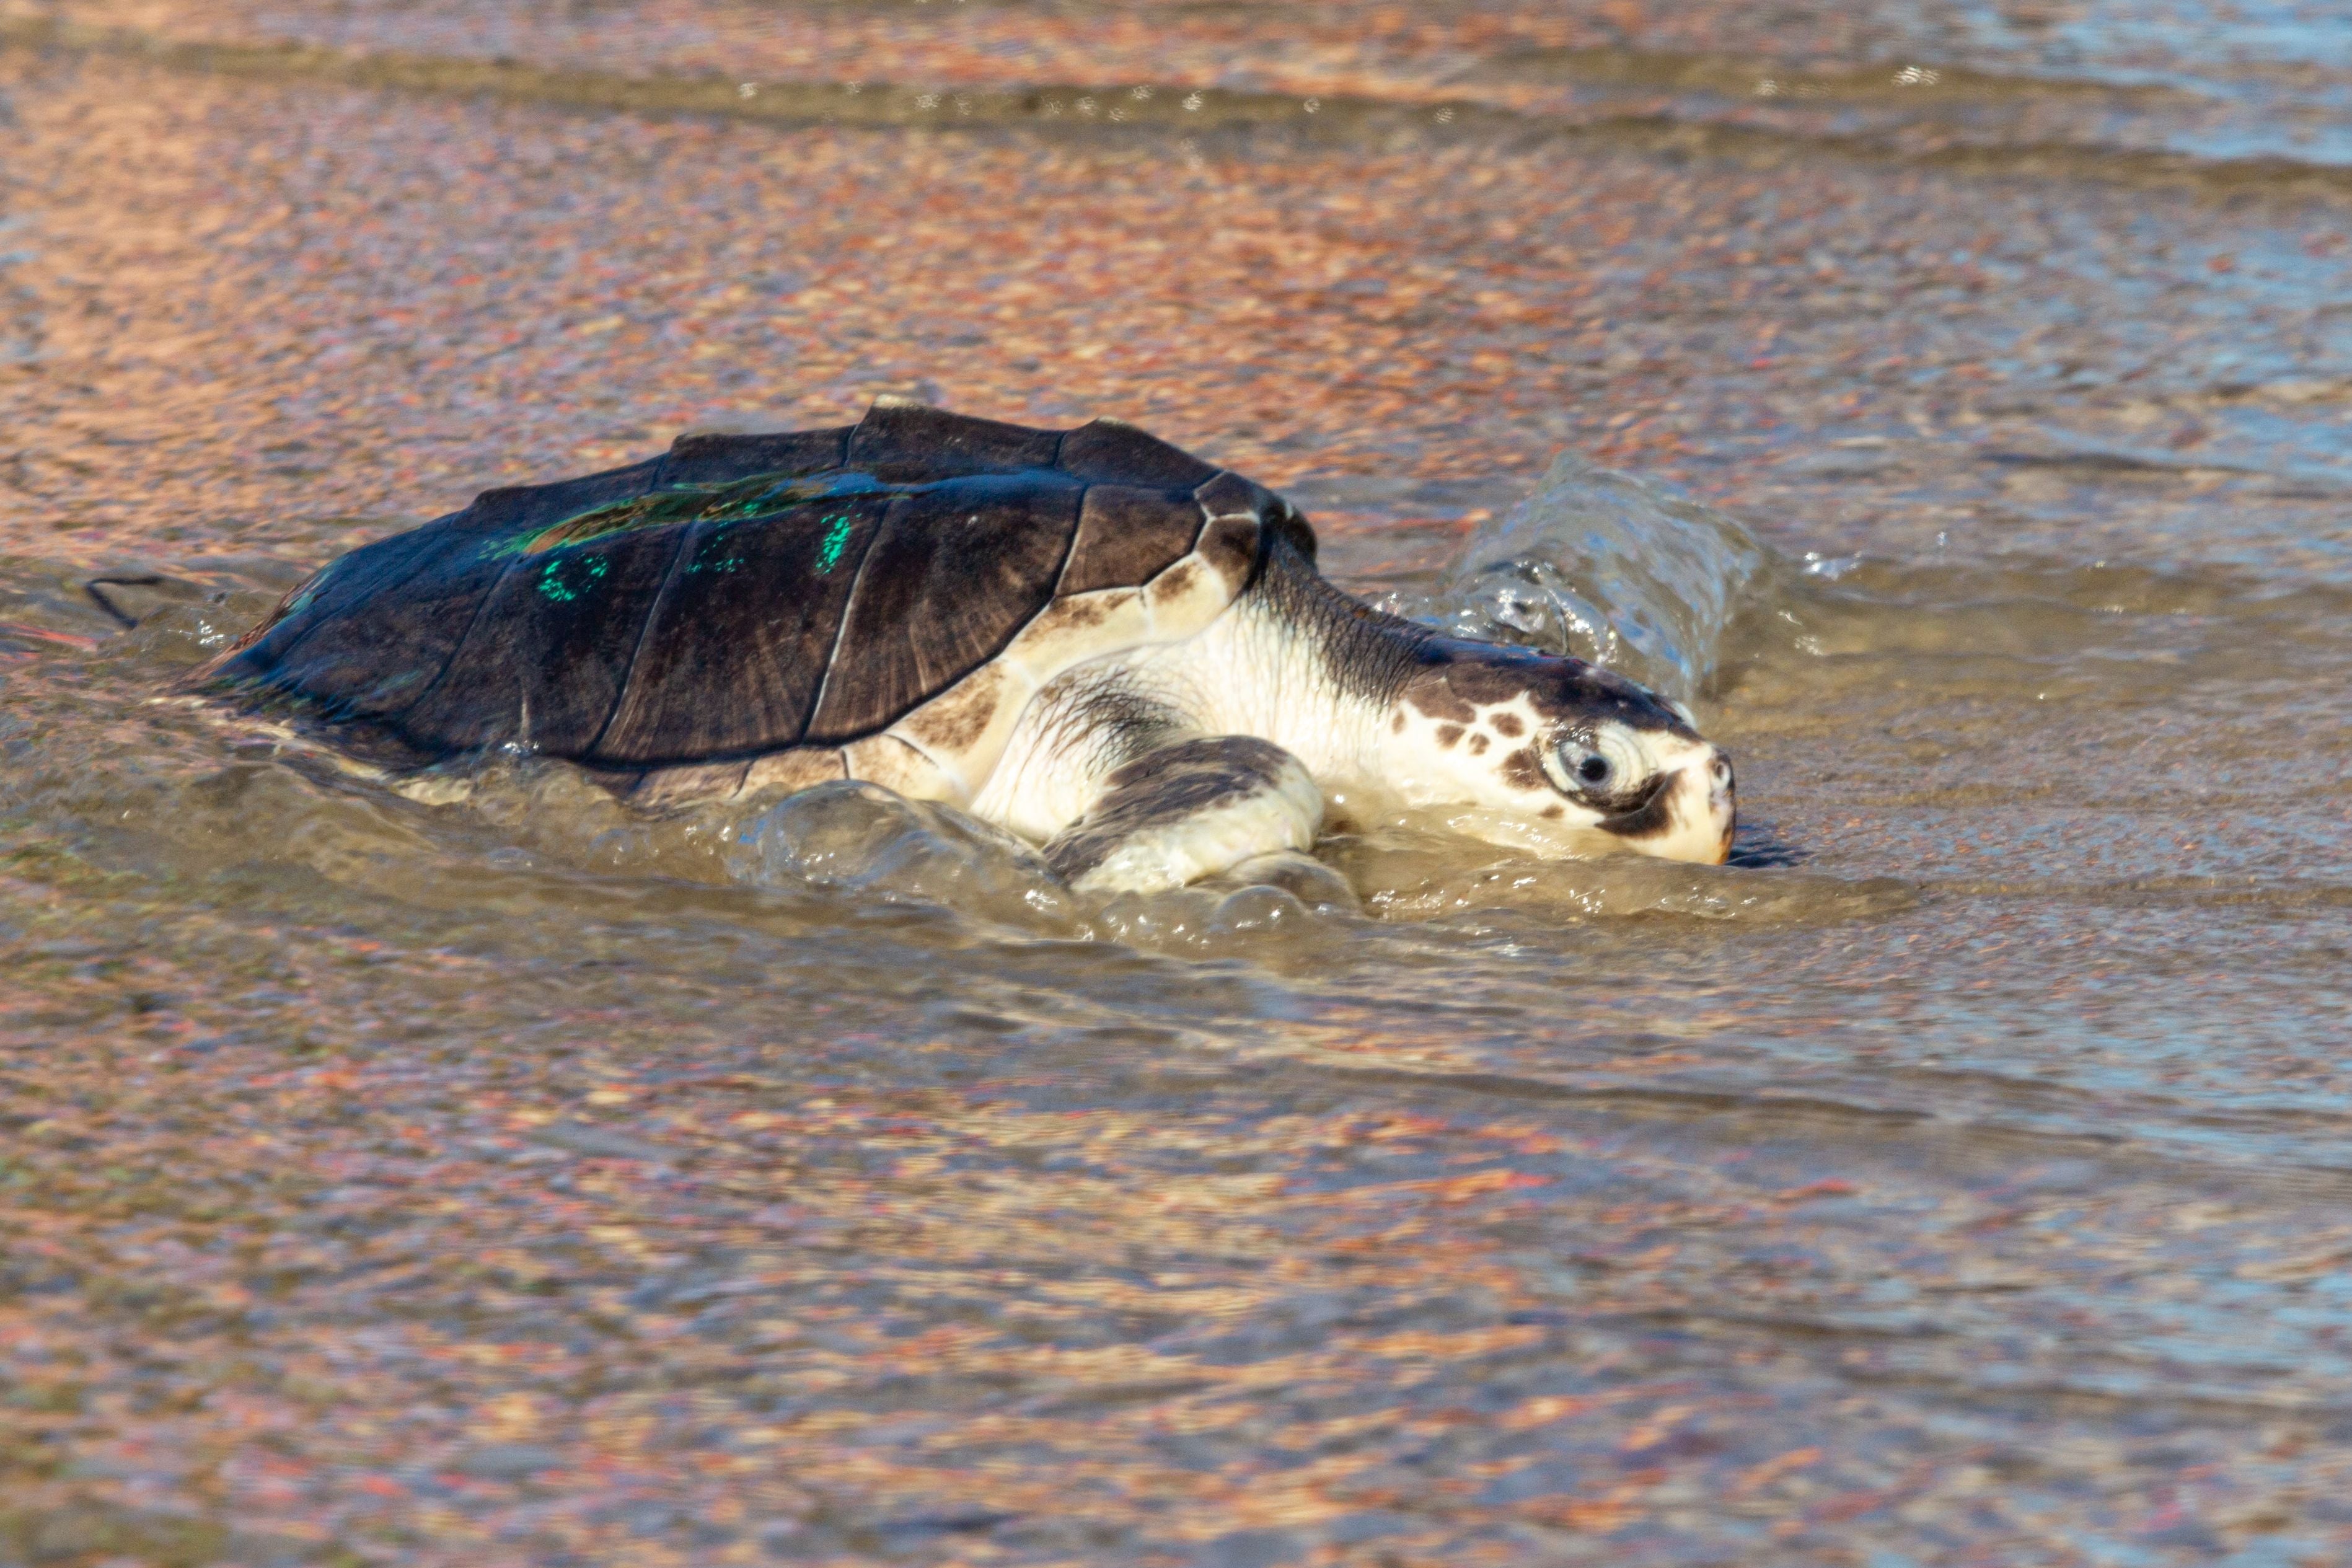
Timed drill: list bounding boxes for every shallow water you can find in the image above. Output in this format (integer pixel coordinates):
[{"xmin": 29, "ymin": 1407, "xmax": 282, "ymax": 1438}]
[{"xmin": 4, "ymin": 4, "xmax": 2352, "ymax": 1564}]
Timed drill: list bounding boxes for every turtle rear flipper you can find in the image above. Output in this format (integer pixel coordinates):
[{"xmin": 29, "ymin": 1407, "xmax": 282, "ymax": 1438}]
[{"xmin": 1044, "ymin": 736, "xmax": 1323, "ymax": 895}]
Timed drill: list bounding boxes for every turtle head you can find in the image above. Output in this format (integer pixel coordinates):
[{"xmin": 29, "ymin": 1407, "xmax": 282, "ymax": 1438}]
[{"xmin": 1376, "ymin": 641, "xmax": 1735, "ymax": 865}]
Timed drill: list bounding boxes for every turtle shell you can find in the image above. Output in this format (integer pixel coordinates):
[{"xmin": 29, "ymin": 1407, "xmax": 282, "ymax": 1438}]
[{"xmin": 195, "ymin": 402, "xmax": 1316, "ymax": 806}]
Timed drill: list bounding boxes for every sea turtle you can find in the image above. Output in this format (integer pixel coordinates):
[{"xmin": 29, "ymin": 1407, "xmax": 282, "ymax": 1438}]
[{"xmin": 191, "ymin": 402, "xmax": 1735, "ymax": 891}]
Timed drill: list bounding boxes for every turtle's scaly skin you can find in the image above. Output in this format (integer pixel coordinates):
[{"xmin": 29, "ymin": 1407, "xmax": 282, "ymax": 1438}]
[{"xmin": 194, "ymin": 403, "xmax": 1314, "ymax": 807}]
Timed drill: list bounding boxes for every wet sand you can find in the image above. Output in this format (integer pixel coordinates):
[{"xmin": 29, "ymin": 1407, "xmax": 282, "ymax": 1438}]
[{"xmin": 4, "ymin": 4, "xmax": 2352, "ymax": 1565}]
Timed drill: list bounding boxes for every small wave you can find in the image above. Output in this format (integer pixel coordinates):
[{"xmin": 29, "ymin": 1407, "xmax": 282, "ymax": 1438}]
[
  {"xmin": 14, "ymin": 17, "xmax": 2351, "ymax": 204},
  {"xmin": 721, "ymin": 780, "xmax": 1084, "ymax": 936},
  {"xmin": 1378, "ymin": 442, "xmax": 2352, "ymax": 702},
  {"xmin": 1378, "ymin": 450, "xmax": 1766, "ymax": 705},
  {"xmin": 703, "ymin": 777, "xmax": 1882, "ymax": 943}
]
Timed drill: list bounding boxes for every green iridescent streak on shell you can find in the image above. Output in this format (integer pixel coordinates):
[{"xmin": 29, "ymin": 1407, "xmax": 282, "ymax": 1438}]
[
  {"xmin": 816, "ymin": 513, "xmax": 855, "ymax": 573},
  {"xmin": 537, "ymin": 553, "xmax": 610, "ymax": 602},
  {"xmin": 477, "ymin": 470, "xmax": 886, "ymax": 563},
  {"xmin": 685, "ymin": 525, "xmax": 746, "ymax": 576}
]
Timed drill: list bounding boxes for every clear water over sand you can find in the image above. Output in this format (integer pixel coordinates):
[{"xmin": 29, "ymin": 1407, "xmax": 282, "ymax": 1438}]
[{"xmin": 3, "ymin": 3, "xmax": 2351, "ymax": 1563}]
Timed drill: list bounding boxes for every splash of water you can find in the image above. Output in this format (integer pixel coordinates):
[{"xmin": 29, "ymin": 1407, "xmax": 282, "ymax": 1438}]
[
  {"xmin": 1385, "ymin": 451, "xmax": 1767, "ymax": 705},
  {"xmin": 720, "ymin": 780, "xmax": 1084, "ymax": 935}
]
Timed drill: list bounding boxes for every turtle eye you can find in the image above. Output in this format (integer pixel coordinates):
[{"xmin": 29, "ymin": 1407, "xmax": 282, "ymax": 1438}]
[
  {"xmin": 1544, "ymin": 728, "xmax": 1644, "ymax": 798},
  {"xmin": 1566, "ymin": 747, "xmax": 1613, "ymax": 788}
]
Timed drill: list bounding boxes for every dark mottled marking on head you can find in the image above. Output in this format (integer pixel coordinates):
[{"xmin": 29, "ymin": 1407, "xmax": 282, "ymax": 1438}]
[
  {"xmin": 1397, "ymin": 639, "xmax": 1700, "ymax": 744},
  {"xmin": 1467, "ymin": 733, "xmax": 1489, "ymax": 755},
  {"xmin": 1414, "ymin": 656, "xmax": 1546, "ymax": 713},
  {"xmin": 1391, "ymin": 711, "xmax": 1406, "ymax": 733},
  {"xmin": 1436, "ymin": 723, "xmax": 1464, "ymax": 748},
  {"xmin": 846, "ymin": 401, "xmax": 1059, "ymax": 478},
  {"xmin": 1499, "ymin": 747, "xmax": 1547, "ymax": 793},
  {"xmin": 1044, "ymin": 735, "xmax": 1298, "ymax": 883},
  {"xmin": 1060, "ymin": 485, "xmax": 1202, "ymax": 594},
  {"xmin": 1540, "ymin": 803, "xmax": 1564, "ymax": 819},
  {"xmin": 1400, "ymin": 674, "xmax": 1474, "ymax": 725},
  {"xmin": 1492, "ymin": 712, "xmax": 1525, "ymax": 738},
  {"xmin": 1592, "ymin": 773, "xmax": 1679, "ymax": 839},
  {"xmin": 1057, "ymin": 418, "xmax": 1219, "ymax": 488}
]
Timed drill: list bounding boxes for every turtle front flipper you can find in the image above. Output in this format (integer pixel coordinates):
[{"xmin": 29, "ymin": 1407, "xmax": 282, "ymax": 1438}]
[{"xmin": 1043, "ymin": 736, "xmax": 1324, "ymax": 895}]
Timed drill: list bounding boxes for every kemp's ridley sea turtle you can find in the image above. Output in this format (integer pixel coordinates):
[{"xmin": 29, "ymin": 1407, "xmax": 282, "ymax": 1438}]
[{"xmin": 193, "ymin": 403, "xmax": 1735, "ymax": 891}]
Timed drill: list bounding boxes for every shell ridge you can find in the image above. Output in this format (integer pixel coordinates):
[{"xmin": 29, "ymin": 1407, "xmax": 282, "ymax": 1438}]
[
  {"xmin": 578, "ymin": 519, "xmax": 700, "ymax": 760},
  {"xmin": 462, "ymin": 455, "xmax": 669, "ymax": 537},
  {"xmin": 657, "ymin": 424, "xmax": 853, "ymax": 485},
  {"xmin": 1047, "ymin": 483, "xmax": 1095, "ymax": 598},
  {"xmin": 798, "ymin": 492, "xmax": 904, "ymax": 746},
  {"xmin": 377, "ymin": 546, "xmax": 538, "ymax": 742},
  {"xmin": 958, "ymin": 483, "xmax": 1088, "ymax": 694},
  {"xmin": 843, "ymin": 400, "xmax": 894, "ymax": 456},
  {"xmin": 780, "ymin": 492, "xmax": 889, "ymax": 744}
]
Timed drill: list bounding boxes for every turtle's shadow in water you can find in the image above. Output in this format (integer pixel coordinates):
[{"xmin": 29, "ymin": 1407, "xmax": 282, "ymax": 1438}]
[{"xmin": 1725, "ymin": 819, "xmax": 1808, "ymax": 870}]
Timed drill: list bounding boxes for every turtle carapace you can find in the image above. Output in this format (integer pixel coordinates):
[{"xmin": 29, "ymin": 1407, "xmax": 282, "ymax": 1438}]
[{"xmin": 192, "ymin": 402, "xmax": 1735, "ymax": 891}]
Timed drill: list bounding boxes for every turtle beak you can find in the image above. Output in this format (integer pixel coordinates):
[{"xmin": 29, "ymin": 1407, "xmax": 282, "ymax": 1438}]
[{"xmin": 1595, "ymin": 743, "xmax": 1736, "ymax": 865}]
